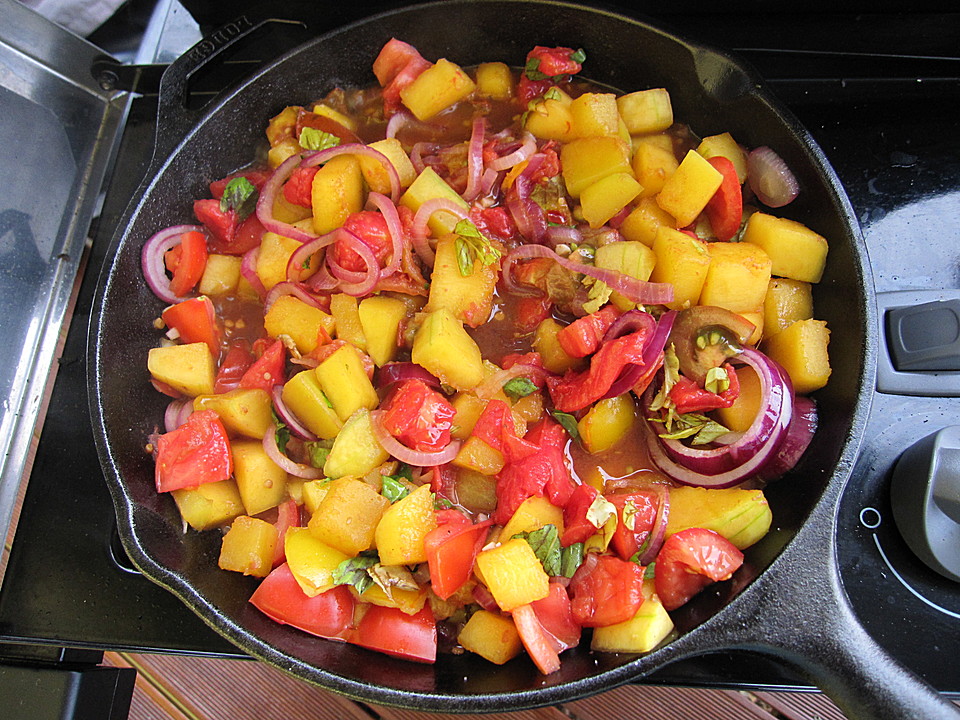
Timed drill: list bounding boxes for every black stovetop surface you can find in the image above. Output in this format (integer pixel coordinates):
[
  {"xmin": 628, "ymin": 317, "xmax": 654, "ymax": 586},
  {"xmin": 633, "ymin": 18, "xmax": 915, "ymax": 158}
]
[{"xmin": 2, "ymin": 4, "xmax": 958, "ymax": 695}]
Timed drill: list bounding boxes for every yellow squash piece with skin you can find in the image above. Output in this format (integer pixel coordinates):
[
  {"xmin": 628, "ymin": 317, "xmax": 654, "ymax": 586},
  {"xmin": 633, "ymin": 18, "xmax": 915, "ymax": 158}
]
[
  {"xmin": 453, "ymin": 436, "xmax": 505, "ymax": 475},
  {"xmin": 697, "ymin": 131, "xmax": 748, "ymax": 183},
  {"xmin": 594, "ymin": 241, "xmax": 656, "ymax": 311},
  {"xmin": 665, "ymin": 486, "xmax": 773, "ymax": 550},
  {"xmin": 400, "ymin": 166, "xmax": 471, "ymax": 236},
  {"xmin": 284, "ymin": 527, "xmax": 350, "ymax": 596},
  {"xmin": 323, "ymin": 408, "xmax": 390, "ymax": 479},
  {"xmin": 171, "ymin": 479, "xmax": 244, "ymax": 531},
  {"xmin": 359, "ymin": 137, "xmax": 417, "ymax": 194},
  {"xmin": 193, "ymin": 388, "xmax": 273, "ymax": 440},
  {"xmin": 617, "ymin": 88, "xmax": 673, "ymax": 134},
  {"xmin": 533, "ymin": 318, "xmax": 585, "ymax": 374},
  {"xmin": 148, "ymin": 342, "xmax": 215, "ymax": 397}
]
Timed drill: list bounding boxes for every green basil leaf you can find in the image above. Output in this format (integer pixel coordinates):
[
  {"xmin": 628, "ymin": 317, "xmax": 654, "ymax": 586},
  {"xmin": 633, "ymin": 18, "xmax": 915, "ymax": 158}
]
[
  {"xmin": 304, "ymin": 441, "xmax": 330, "ymax": 469},
  {"xmin": 514, "ymin": 524, "xmax": 562, "ymax": 577},
  {"xmin": 332, "ymin": 554, "xmax": 378, "ymax": 594},
  {"xmin": 570, "ymin": 48, "xmax": 586, "ymax": 64},
  {"xmin": 381, "ymin": 475, "xmax": 411, "ymax": 503},
  {"xmin": 219, "ymin": 177, "xmax": 258, "ymax": 220},
  {"xmin": 560, "ymin": 542, "xmax": 584, "ymax": 578},
  {"xmin": 644, "ymin": 562, "xmax": 657, "ymax": 579},
  {"xmin": 455, "ymin": 236, "xmax": 475, "ymax": 277},
  {"xmin": 502, "ymin": 377, "xmax": 538, "ymax": 401},
  {"xmin": 551, "ymin": 410, "xmax": 581, "ymax": 441},
  {"xmin": 455, "ymin": 218, "xmax": 501, "ymax": 270},
  {"xmin": 299, "ymin": 126, "xmax": 341, "ymax": 152}
]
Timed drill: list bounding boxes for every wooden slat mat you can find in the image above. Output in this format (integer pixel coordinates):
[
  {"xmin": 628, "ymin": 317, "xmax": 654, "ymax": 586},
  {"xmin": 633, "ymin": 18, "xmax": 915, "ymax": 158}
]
[{"xmin": 104, "ymin": 652, "xmax": 850, "ymax": 720}]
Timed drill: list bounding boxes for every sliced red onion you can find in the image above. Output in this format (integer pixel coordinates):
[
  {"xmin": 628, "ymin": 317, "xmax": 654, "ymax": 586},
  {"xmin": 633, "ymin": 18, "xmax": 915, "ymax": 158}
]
[
  {"xmin": 462, "ymin": 116, "xmax": 487, "ymax": 203},
  {"xmin": 502, "ymin": 243, "xmax": 674, "ymax": 305},
  {"xmin": 757, "ymin": 395, "xmax": 817, "ymax": 480},
  {"xmin": 506, "ymin": 173, "xmax": 547, "ymax": 243},
  {"xmin": 262, "ymin": 423, "xmax": 325, "ymax": 479},
  {"xmin": 545, "ymin": 225, "xmax": 582, "ymax": 248},
  {"xmin": 255, "ymin": 153, "xmax": 319, "ymax": 244},
  {"xmin": 480, "ymin": 167, "xmax": 501, "ymax": 198},
  {"xmin": 270, "ymin": 385, "xmax": 317, "ymax": 441},
  {"xmin": 411, "ymin": 197, "xmax": 471, "ymax": 266},
  {"xmin": 474, "ymin": 362, "xmax": 549, "ymax": 400},
  {"xmin": 375, "ymin": 362, "xmax": 442, "ymax": 390},
  {"xmin": 305, "ymin": 261, "xmax": 339, "ymax": 292},
  {"xmin": 636, "ymin": 486, "xmax": 670, "ymax": 565},
  {"xmin": 141, "ymin": 224, "xmax": 205, "ymax": 304},
  {"xmin": 302, "ymin": 143, "xmax": 400, "ymax": 203},
  {"xmin": 325, "ymin": 230, "xmax": 381, "ymax": 297},
  {"xmin": 488, "ymin": 132, "xmax": 537, "ymax": 172},
  {"xmin": 747, "ymin": 146, "xmax": 799, "ymax": 208},
  {"xmin": 410, "ymin": 141, "xmax": 439, "ymax": 174},
  {"xmin": 385, "ymin": 110, "xmax": 413, "ymax": 139},
  {"xmin": 241, "ymin": 245, "xmax": 267, "ymax": 300},
  {"xmin": 369, "ymin": 410, "xmax": 462, "ymax": 467},
  {"xmin": 164, "ymin": 398, "xmax": 193, "ymax": 432},
  {"xmin": 263, "ymin": 281, "xmax": 328, "ymax": 314},
  {"xmin": 286, "ymin": 228, "xmax": 341, "ymax": 283},
  {"xmin": 365, "ymin": 191, "xmax": 405, "ymax": 278}
]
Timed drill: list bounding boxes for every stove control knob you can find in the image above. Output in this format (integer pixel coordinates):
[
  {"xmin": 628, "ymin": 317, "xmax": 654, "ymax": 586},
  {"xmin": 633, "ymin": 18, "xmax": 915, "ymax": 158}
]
[
  {"xmin": 886, "ymin": 299, "xmax": 960, "ymax": 371},
  {"xmin": 890, "ymin": 426, "xmax": 960, "ymax": 582}
]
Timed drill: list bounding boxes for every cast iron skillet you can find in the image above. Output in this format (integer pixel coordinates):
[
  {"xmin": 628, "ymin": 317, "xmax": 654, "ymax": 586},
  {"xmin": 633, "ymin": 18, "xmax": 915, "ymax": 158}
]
[{"xmin": 88, "ymin": 1, "xmax": 958, "ymax": 717}]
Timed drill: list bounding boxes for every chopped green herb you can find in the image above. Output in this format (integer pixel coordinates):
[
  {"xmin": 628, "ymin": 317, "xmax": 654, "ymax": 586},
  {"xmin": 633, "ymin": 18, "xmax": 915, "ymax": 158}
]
[
  {"xmin": 570, "ymin": 48, "xmax": 587, "ymax": 64},
  {"xmin": 704, "ymin": 365, "xmax": 730, "ymax": 395},
  {"xmin": 524, "ymin": 57, "xmax": 547, "ymax": 81},
  {"xmin": 551, "ymin": 410, "xmax": 581, "ymax": 441},
  {"xmin": 585, "ymin": 494, "xmax": 617, "ymax": 530},
  {"xmin": 381, "ymin": 475, "xmax": 411, "ymax": 503},
  {"xmin": 219, "ymin": 177, "xmax": 258, "ymax": 221},
  {"xmin": 455, "ymin": 236, "xmax": 475, "ymax": 277},
  {"xmin": 560, "ymin": 542, "xmax": 584, "ymax": 578},
  {"xmin": 433, "ymin": 493, "xmax": 454, "ymax": 511},
  {"xmin": 332, "ymin": 554, "xmax": 378, "ymax": 594},
  {"xmin": 454, "ymin": 219, "xmax": 501, "ymax": 278},
  {"xmin": 369, "ymin": 563, "xmax": 419, "ymax": 597},
  {"xmin": 658, "ymin": 412, "xmax": 730, "ymax": 446},
  {"xmin": 299, "ymin": 126, "xmax": 341, "ymax": 152},
  {"xmin": 502, "ymin": 377, "xmax": 538, "ymax": 401},
  {"xmin": 304, "ymin": 441, "xmax": 331, "ymax": 469},
  {"xmin": 271, "ymin": 412, "xmax": 291, "ymax": 453},
  {"xmin": 514, "ymin": 524, "xmax": 562, "ymax": 577},
  {"xmin": 543, "ymin": 87, "xmax": 562, "ymax": 101},
  {"xmin": 644, "ymin": 562, "xmax": 657, "ymax": 579}
]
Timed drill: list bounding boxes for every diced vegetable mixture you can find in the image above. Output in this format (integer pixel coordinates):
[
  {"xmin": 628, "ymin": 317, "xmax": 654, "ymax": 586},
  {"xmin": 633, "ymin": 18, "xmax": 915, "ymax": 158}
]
[{"xmin": 144, "ymin": 40, "xmax": 831, "ymax": 672}]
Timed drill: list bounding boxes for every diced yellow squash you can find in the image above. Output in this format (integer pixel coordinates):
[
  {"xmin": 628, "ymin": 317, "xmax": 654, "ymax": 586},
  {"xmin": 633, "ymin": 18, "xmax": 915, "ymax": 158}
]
[
  {"xmin": 714, "ymin": 364, "xmax": 762, "ymax": 434},
  {"xmin": 323, "ymin": 408, "xmax": 390, "ymax": 479},
  {"xmin": 665, "ymin": 486, "xmax": 772, "ymax": 550},
  {"xmin": 355, "ymin": 582, "xmax": 428, "ymax": 615},
  {"xmin": 301, "ymin": 478, "xmax": 331, "ymax": 515},
  {"xmin": 618, "ymin": 196, "xmax": 677, "ymax": 247},
  {"xmin": 475, "ymin": 538, "xmax": 550, "ymax": 611},
  {"xmin": 315, "ymin": 344, "xmax": 379, "ymax": 422},
  {"xmin": 272, "ymin": 188, "xmax": 313, "ymax": 224},
  {"xmin": 523, "ymin": 88, "xmax": 575, "ymax": 142},
  {"xmin": 359, "ymin": 137, "xmax": 417, "ymax": 194},
  {"xmin": 399, "ymin": 166, "xmax": 470, "ymax": 236},
  {"xmin": 400, "ymin": 58, "xmax": 476, "ymax": 120},
  {"xmin": 193, "ymin": 388, "xmax": 273, "ymax": 439},
  {"xmin": 450, "ymin": 393, "xmax": 486, "ymax": 440},
  {"xmin": 375, "ymin": 484, "xmax": 438, "ymax": 566},
  {"xmin": 256, "ymin": 231, "xmax": 312, "ymax": 291},
  {"xmin": 148, "ymin": 342, "xmax": 215, "ymax": 397},
  {"xmin": 454, "ymin": 468, "xmax": 498, "ymax": 514},
  {"xmin": 267, "ymin": 137, "xmax": 300, "ymax": 169},
  {"xmin": 218, "ymin": 515, "xmax": 276, "ymax": 577},
  {"xmin": 591, "ymin": 580, "xmax": 674, "ymax": 651},
  {"xmin": 533, "ymin": 318, "xmax": 585, "ymax": 374},
  {"xmin": 426, "ymin": 234, "xmax": 499, "ymax": 328},
  {"xmin": 742, "ymin": 212, "xmax": 829, "ymax": 283},
  {"xmin": 281, "ymin": 370, "xmax": 343, "ymax": 440},
  {"xmin": 697, "ymin": 132, "xmax": 748, "ymax": 183},
  {"xmin": 648, "ymin": 228, "xmax": 711, "ymax": 310},
  {"xmin": 699, "ymin": 241, "xmax": 772, "ymax": 313},
  {"xmin": 265, "ymin": 105, "xmax": 298, "ymax": 146},
  {"xmin": 594, "ymin": 241, "xmax": 656, "ymax": 311},
  {"xmin": 411, "ymin": 308, "xmax": 485, "ymax": 390},
  {"xmin": 311, "ymin": 154, "xmax": 363, "ymax": 234},
  {"xmin": 578, "ymin": 394, "xmax": 636, "ymax": 454},
  {"xmin": 511, "ymin": 390, "xmax": 544, "ymax": 425},
  {"xmin": 358, "ymin": 295, "xmax": 408, "ymax": 367},
  {"xmin": 310, "ymin": 102, "xmax": 358, "ymax": 131},
  {"xmin": 580, "ymin": 172, "xmax": 643, "ymax": 228},
  {"xmin": 561, "ymin": 136, "xmax": 633, "ymax": 198},
  {"xmin": 631, "ymin": 136, "xmax": 679, "ymax": 199},
  {"xmin": 459, "ymin": 610, "xmax": 523, "ymax": 665},
  {"xmin": 571, "ymin": 92, "xmax": 620, "ymax": 137},
  {"xmin": 617, "ymin": 88, "xmax": 673, "ymax": 134},
  {"xmin": 762, "ymin": 318, "xmax": 831, "ymax": 394},
  {"xmin": 453, "ymin": 436, "xmax": 505, "ymax": 476},
  {"xmin": 308, "ymin": 476, "xmax": 390, "ymax": 555},
  {"xmin": 500, "ymin": 496, "xmax": 564, "ymax": 541},
  {"xmin": 284, "ymin": 526, "xmax": 349, "ymax": 596},
  {"xmin": 329, "ymin": 293, "xmax": 367, "ymax": 351},
  {"xmin": 198, "ymin": 254, "xmax": 241, "ymax": 296},
  {"xmin": 263, "ymin": 294, "xmax": 335, "ymax": 355},
  {"xmin": 764, "ymin": 278, "xmax": 814, "ymax": 336},
  {"xmin": 171, "ymin": 479, "xmax": 244, "ymax": 531},
  {"xmin": 656, "ymin": 150, "xmax": 724, "ymax": 227},
  {"xmin": 231, "ymin": 439, "xmax": 288, "ymax": 516},
  {"xmin": 474, "ymin": 62, "xmax": 514, "ymax": 99}
]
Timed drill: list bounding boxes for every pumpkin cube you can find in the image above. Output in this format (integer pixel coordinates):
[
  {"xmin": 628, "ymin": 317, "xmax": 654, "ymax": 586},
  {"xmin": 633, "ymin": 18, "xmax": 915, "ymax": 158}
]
[
  {"xmin": 308, "ymin": 476, "xmax": 390, "ymax": 556},
  {"xmin": 665, "ymin": 486, "xmax": 772, "ymax": 550},
  {"xmin": 281, "ymin": 370, "xmax": 343, "ymax": 440},
  {"xmin": 571, "ymin": 92, "xmax": 620, "ymax": 137},
  {"xmin": 311, "ymin": 154, "xmax": 363, "ymax": 234},
  {"xmin": 656, "ymin": 150, "xmax": 724, "ymax": 227},
  {"xmin": 411, "ymin": 308, "xmax": 485, "ymax": 390},
  {"xmin": 580, "ymin": 172, "xmax": 643, "ymax": 228},
  {"xmin": 400, "ymin": 166, "xmax": 471, "ymax": 236},
  {"xmin": 232, "ymin": 439, "xmax": 288, "ymax": 516},
  {"xmin": 458, "ymin": 610, "xmax": 523, "ymax": 665},
  {"xmin": 263, "ymin": 294, "xmax": 335, "ymax": 355},
  {"xmin": 358, "ymin": 295, "xmax": 409, "ymax": 367},
  {"xmin": 762, "ymin": 318, "xmax": 831, "ymax": 394},
  {"xmin": 594, "ymin": 241, "xmax": 656, "ymax": 311},
  {"xmin": 697, "ymin": 132, "xmax": 748, "ymax": 183},
  {"xmin": 475, "ymin": 62, "xmax": 514, "ymax": 100},
  {"xmin": 616, "ymin": 88, "xmax": 673, "ymax": 134},
  {"xmin": 764, "ymin": 278, "xmax": 814, "ymax": 336},
  {"xmin": 257, "ymin": 231, "xmax": 314, "ymax": 291},
  {"xmin": 329, "ymin": 293, "xmax": 367, "ymax": 351},
  {"xmin": 450, "ymin": 393, "xmax": 486, "ymax": 440},
  {"xmin": 500, "ymin": 496, "xmax": 564, "ymax": 542},
  {"xmin": 315, "ymin": 343, "xmax": 379, "ymax": 422},
  {"xmin": 560, "ymin": 136, "xmax": 633, "ymax": 198},
  {"xmin": 359, "ymin": 137, "xmax": 417, "ymax": 194},
  {"xmin": 171, "ymin": 479, "xmax": 244, "ymax": 531},
  {"xmin": 699, "ymin": 241, "xmax": 772, "ymax": 313},
  {"xmin": 193, "ymin": 388, "xmax": 273, "ymax": 440},
  {"xmin": 218, "ymin": 515, "xmax": 277, "ymax": 577},
  {"xmin": 648, "ymin": 228, "xmax": 711, "ymax": 310},
  {"xmin": 425, "ymin": 234, "xmax": 499, "ymax": 328},
  {"xmin": 454, "ymin": 468, "xmax": 498, "ymax": 514},
  {"xmin": 591, "ymin": 580, "xmax": 674, "ymax": 652},
  {"xmin": 375, "ymin": 483, "xmax": 438, "ymax": 566},
  {"xmin": 533, "ymin": 318, "xmax": 585, "ymax": 374},
  {"xmin": 284, "ymin": 526, "xmax": 350, "ymax": 596},
  {"xmin": 323, "ymin": 408, "xmax": 390, "ymax": 479},
  {"xmin": 453, "ymin": 436, "xmax": 505, "ymax": 476},
  {"xmin": 577, "ymin": 394, "xmax": 637, "ymax": 454},
  {"xmin": 355, "ymin": 583, "xmax": 428, "ymax": 616},
  {"xmin": 631, "ymin": 136, "xmax": 679, "ymax": 199},
  {"xmin": 742, "ymin": 212, "xmax": 829, "ymax": 283},
  {"xmin": 618, "ymin": 197, "xmax": 677, "ymax": 247},
  {"xmin": 400, "ymin": 58, "xmax": 476, "ymax": 121},
  {"xmin": 301, "ymin": 478, "xmax": 331, "ymax": 515},
  {"xmin": 148, "ymin": 342, "xmax": 215, "ymax": 397},
  {"xmin": 310, "ymin": 102, "xmax": 358, "ymax": 131},
  {"xmin": 523, "ymin": 88, "xmax": 575, "ymax": 142},
  {"xmin": 475, "ymin": 537, "xmax": 550, "ymax": 611},
  {"xmin": 198, "ymin": 254, "xmax": 241, "ymax": 296}
]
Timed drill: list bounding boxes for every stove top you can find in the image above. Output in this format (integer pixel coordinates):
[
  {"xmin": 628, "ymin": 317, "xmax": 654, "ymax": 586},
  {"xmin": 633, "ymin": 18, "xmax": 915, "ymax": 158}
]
[{"xmin": 2, "ymin": 0, "xmax": 959, "ymax": 699}]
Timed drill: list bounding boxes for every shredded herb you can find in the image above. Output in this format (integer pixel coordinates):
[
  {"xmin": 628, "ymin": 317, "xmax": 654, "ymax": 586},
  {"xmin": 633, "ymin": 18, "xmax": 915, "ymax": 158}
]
[
  {"xmin": 381, "ymin": 475, "xmax": 411, "ymax": 503},
  {"xmin": 271, "ymin": 412, "xmax": 291, "ymax": 453},
  {"xmin": 704, "ymin": 365, "xmax": 730, "ymax": 395},
  {"xmin": 644, "ymin": 562, "xmax": 657, "ymax": 579},
  {"xmin": 657, "ymin": 412, "xmax": 730, "ymax": 446},
  {"xmin": 514, "ymin": 524, "xmax": 562, "ymax": 577},
  {"xmin": 304, "ymin": 441, "xmax": 331, "ymax": 469},
  {"xmin": 503, "ymin": 377, "xmax": 538, "ymax": 401},
  {"xmin": 219, "ymin": 177, "xmax": 258, "ymax": 220},
  {"xmin": 570, "ymin": 48, "xmax": 587, "ymax": 64},
  {"xmin": 543, "ymin": 87, "xmax": 563, "ymax": 101},
  {"xmin": 560, "ymin": 542, "xmax": 584, "ymax": 578},
  {"xmin": 551, "ymin": 410, "xmax": 581, "ymax": 441},
  {"xmin": 585, "ymin": 494, "xmax": 617, "ymax": 530},
  {"xmin": 299, "ymin": 126, "xmax": 341, "ymax": 152},
  {"xmin": 630, "ymin": 531, "xmax": 653, "ymax": 563},
  {"xmin": 332, "ymin": 553, "xmax": 378, "ymax": 594},
  {"xmin": 454, "ymin": 219, "xmax": 501, "ymax": 277},
  {"xmin": 433, "ymin": 493, "xmax": 454, "ymax": 511}
]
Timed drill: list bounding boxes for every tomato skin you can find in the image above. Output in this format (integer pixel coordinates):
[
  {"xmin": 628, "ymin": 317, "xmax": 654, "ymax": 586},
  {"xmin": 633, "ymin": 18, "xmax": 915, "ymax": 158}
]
[
  {"xmin": 556, "ymin": 305, "xmax": 621, "ymax": 358},
  {"xmin": 249, "ymin": 563, "xmax": 354, "ymax": 641},
  {"xmin": 214, "ymin": 341, "xmax": 254, "ymax": 394},
  {"xmin": 238, "ymin": 339, "xmax": 286, "ymax": 391},
  {"xmin": 166, "ymin": 230, "xmax": 208, "ymax": 298},
  {"xmin": 424, "ymin": 511, "xmax": 491, "ymax": 600},
  {"xmin": 512, "ymin": 603, "xmax": 561, "ymax": 675},
  {"xmin": 353, "ymin": 604, "xmax": 437, "ymax": 663},
  {"xmin": 154, "ymin": 410, "xmax": 233, "ymax": 493},
  {"xmin": 607, "ymin": 491, "xmax": 658, "ymax": 562},
  {"xmin": 654, "ymin": 528, "xmax": 744, "ymax": 611},
  {"xmin": 282, "ymin": 166, "xmax": 318, "ymax": 208},
  {"xmin": 561, "ymin": 483, "xmax": 600, "ymax": 546},
  {"xmin": 530, "ymin": 581, "xmax": 581, "ymax": 652},
  {"xmin": 705, "ymin": 156, "xmax": 743, "ymax": 242},
  {"xmin": 194, "ymin": 200, "xmax": 264, "ymax": 255},
  {"xmin": 161, "ymin": 296, "xmax": 220, "ymax": 355},
  {"xmin": 569, "ymin": 553, "xmax": 645, "ymax": 627},
  {"xmin": 373, "ymin": 38, "xmax": 431, "ymax": 115},
  {"xmin": 669, "ymin": 363, "xmax": 740, "ymax": 415},
  {"xmin": 329, "ymin": 211, "xmax": 394, "ymax": 273},
  {"xmin": 272, "ymin": 498, "xmax": 301, "ymax": 568},
  {"xmin": 379, "ymin": 379, "xmax": 456, "ymax": 452}
]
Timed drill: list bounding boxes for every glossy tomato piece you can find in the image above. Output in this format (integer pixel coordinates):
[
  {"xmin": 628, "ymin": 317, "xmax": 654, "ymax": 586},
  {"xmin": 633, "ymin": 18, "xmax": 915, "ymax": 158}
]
[
  {"xmin": 530, "ymin": 581, "xmax": 581, "ymax": 652},
  {"xmin": 271, "ymin": 498, "xmax": 302, "ymax": 568},
  {"xmin": 238, "ymin": 339, "xmax": 286, "ymax": 391},
  {"xmin": 704, "ymin": 156, "xmax": 743, "ymax": 242},
  {"xmin": 353, "ymin": 604, "xmax": 437, "ymax": 663},
  {"xmin": 668, "ymin": 364, "xmax": 740, "ymax": 415},
  {"xmin": 165, "ymin": 230, "xmax": 208, "ymax": 298},
  {"xmin": 154, "ymin": 410, "xmax": 233, "ymax": 493},
  {"xmin": 214, "ymin": 341, "xmax": 254, "ymax": 394},
  {"xmin": 424, "ymin": 510, "xmax": 491, "ymax": 600},
  {"xmin": 556, "ymin": 305, "xmax": 621, "ymax": 358},
  {"xmin": 329, "ymin": 211, "xmax": 394, "ymax": 273},
  {"xmin": 249, "ymin": 563, "xmax": 354, "ymax": 640},
  {"xmin": 560, "ymin": 483, "xmax": 600, "ymax": 547},
  {"xmin": 512, "ymin": 603, "xmax": 560, "ymax": 675},
  {"xmin": 380, "ymin": 379, "xmax": 456, "ymax": 452},
  {"xmin": 607, "ymin": 491, "xmax": 658, "ymax": 562},
  {"xmin": 161, "ymin": 296, "xmax": 220, "ymax": 355},
  {"xmin": 654, "ymin": 528, "xmax": 744, "ymax": 611},
  {"xmin": 569, "ymin": 553, "xmax": 645, "ymax": 627},
  {"xmin": 282, "ymin": 166, "xmax": 318, "ymax": 208}
]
